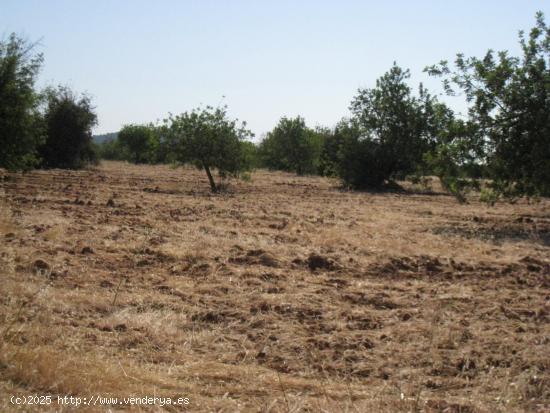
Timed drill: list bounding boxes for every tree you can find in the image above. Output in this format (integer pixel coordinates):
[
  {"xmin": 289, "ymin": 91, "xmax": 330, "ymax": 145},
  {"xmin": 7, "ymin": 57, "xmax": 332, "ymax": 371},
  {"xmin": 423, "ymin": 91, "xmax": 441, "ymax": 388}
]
[
  {"xmin": 96, "ymin": 137, "xmax": 126, "ymax": 161},
  {"xmin": 333, "ymin": 119, "xmax": 383, "ymax": 188},
  {"xmin": 240, "ymin": 140, "xmax": 260, "ymax": 170},
  {"xmin": 426, "ymin": 11, "xmax": 550, "ymax": 198},
  {"xmin": 342, "ymin": 63, "xmax": 439, "ymax": 188},
  {"xmin": 0, "ymin": 34, "xmax": 44, "ymax": 171},
  {"xmin": 424, "ymin": 117, "xmax": 482, "ymax": 202},
  {"xmin": 165, "ymin": 105, "xmax": 253, "ymax": 192},
  {"xmin": 150, "ymin": 125, "xmax": 176, "ymax": 164},
  {"xmin": 313, "ymin": 126, "xmax": 337, "ymax": 176},
  {"xmin": 39, "ymin": 86, "xmax": 98, "ymax": 169},
  {"xmin": 118, "ymin": 124, "xmax": 158, "ymax": 164},
  {"xmin": 259, "ymin": 116, "xmax": 322, "ymax": 175}
]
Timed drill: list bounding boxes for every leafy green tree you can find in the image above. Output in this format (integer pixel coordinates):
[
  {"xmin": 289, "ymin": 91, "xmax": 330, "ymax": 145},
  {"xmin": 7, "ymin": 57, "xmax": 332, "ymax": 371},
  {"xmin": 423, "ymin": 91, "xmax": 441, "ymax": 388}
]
[
  {"xmin": 259, "ymin": 116, "xmax": 322, "ymax": 175},
  {"xmin": 426, "ymin": 11, "xmax": 550, "ymax": 198},
  {"xmin": 424, "ymin": 117, "xmax": 482, "ymax": 202},
  {"xmin": 240, "ymin": 140, "xmax": 260, "ymax": 170},
  {"xmin": 165, "ymin": 105, "xmax": 253, "ymax": 192},
  {"xmin": 118, "ymin": 124, "xmax": 158, "ymax": 164},
  {"xmin": 96, "ymin": 137, "xmax": 127, "ymax": 160},
  {"xmin": 0, "ymin": 34, "xmax": 44, "ymax": 171},
  {"xmin": 341, "ymin": 63, "xmax": 439, "ymax": 188},
  {"xmin": 333, "ymin": 119, "xmax": 384, "ymax": 188},
  {"xmin": 318, "ymin": 124, "xmax": 347, "ymax": 177},
  {"xmin": 150, "ymin": 125, "xmax": 176, "ymax": 164},
  {"xmin": 305, "ymin": 126, "xmax": 334, "ymax": 177},
  {"xmin": 39, "ymin": 86, "xmax": 98, "ymax": 169}
]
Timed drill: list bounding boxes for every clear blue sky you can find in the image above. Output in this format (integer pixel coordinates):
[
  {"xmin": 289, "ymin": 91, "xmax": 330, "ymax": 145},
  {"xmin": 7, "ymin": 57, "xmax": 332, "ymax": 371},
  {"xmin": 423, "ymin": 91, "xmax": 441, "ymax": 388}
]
[{"xmin": 2, "ymin": 0, "xmax": 548, "ymax": 137}]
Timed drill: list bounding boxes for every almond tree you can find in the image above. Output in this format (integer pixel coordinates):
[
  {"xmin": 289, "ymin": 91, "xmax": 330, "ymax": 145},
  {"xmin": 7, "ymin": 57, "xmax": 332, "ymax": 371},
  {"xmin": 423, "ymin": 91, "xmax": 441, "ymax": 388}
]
[
  {"xmin": 165, "ymin": 105, "xmax": 253, "ymax": 192},
  {"xmin": 427, "ymin": 11, "xmax": 550, "ymax": 198}
]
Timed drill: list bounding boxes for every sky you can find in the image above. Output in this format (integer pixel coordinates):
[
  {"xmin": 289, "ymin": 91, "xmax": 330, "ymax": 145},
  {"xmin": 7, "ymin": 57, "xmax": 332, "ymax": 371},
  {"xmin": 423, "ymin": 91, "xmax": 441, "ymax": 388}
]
[{"xmin": 2, "ymin": 0, "xmax": 549, "ymax": 138}]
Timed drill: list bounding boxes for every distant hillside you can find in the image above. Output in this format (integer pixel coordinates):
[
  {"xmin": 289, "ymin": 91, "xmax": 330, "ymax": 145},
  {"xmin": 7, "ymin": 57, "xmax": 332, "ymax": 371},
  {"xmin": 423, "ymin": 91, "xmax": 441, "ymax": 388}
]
[{"xmin": 93, "ymin": 132, "xmax": 118, "ymax": 144}]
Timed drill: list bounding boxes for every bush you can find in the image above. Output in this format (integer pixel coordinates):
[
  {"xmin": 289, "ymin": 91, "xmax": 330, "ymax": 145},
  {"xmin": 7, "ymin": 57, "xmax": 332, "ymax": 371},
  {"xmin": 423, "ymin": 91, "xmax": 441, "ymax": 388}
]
[{"xmin": 479, "ymin": 188, "xmax": 499, "ymax": 206}]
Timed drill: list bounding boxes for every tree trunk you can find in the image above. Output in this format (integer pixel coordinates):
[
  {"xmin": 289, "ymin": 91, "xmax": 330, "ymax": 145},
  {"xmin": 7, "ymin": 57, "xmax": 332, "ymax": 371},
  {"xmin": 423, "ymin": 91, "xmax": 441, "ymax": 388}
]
[{"xmin": 203, "ymin": 162, "xmax": 217, "ymax": 193}]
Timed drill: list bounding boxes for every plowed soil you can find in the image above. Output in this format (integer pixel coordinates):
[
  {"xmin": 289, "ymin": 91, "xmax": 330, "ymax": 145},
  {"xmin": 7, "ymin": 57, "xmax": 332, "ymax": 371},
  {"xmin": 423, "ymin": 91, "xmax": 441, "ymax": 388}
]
[{"xmin": 1, "ymin": 162, "xmax": 549, "ymax": 412}]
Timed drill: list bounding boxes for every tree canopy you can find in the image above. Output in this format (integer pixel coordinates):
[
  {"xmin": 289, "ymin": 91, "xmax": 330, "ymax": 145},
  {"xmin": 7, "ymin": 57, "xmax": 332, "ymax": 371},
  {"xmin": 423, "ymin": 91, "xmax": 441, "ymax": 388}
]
[
  {"xmin": 339, "ymin": 63, "xmax": 443, "ymax": 188},
  {"xmin": 165, "ymin": 106, "xmax": 253, "ymax": 192},
  {"xmin": 0, "ymin": 34, "xmax": 44, "ymax": 171},
  {"xmin": 426, "ymin": 11, "xmax": 550, "ymax": 198},
  {"xmin": 39, "ymin": 86, "xmax": 98, "ymax": 169},
  {"xmin": 259, "ymin": 116, "xmax": 323, "ymax": 175},
  {"xmin": 4, "ymin": 12, "xmax": 550, "ymax": 203},
  {"xmin": 118, "ymin": 124, "xmax": 158, "ymax": 164}
]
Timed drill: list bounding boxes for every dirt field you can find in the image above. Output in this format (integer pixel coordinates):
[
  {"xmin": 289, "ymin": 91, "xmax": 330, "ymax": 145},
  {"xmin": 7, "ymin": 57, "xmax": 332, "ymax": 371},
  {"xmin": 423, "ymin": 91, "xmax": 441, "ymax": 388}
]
[{"xmin": 1, "ymin": 161, "xmax": 549, "ymax": 412}]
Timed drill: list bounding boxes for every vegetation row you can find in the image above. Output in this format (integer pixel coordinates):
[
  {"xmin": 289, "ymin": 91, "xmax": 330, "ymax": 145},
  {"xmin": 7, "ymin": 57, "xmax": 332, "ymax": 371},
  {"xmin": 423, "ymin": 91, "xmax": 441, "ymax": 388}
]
[{"xmin": 1, "ymin": 13, "xmax": 549, "ymax": 201}]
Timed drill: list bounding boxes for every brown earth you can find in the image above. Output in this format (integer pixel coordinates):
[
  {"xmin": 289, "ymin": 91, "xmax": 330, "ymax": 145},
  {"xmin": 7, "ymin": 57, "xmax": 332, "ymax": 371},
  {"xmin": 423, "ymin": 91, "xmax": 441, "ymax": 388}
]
[{"xmin": 0, "ymin": 161, "xmax": 549, "ymax": 412}]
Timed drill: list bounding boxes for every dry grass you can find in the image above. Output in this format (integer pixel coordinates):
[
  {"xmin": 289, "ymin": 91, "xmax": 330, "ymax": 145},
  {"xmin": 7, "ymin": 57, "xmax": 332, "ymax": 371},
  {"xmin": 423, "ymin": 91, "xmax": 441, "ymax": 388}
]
[{"xmin": 0, "ymin": 161, "xmax": 549, "ymax": 412}]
